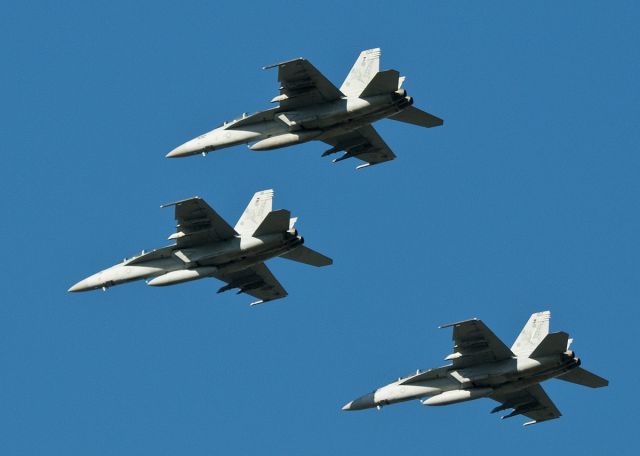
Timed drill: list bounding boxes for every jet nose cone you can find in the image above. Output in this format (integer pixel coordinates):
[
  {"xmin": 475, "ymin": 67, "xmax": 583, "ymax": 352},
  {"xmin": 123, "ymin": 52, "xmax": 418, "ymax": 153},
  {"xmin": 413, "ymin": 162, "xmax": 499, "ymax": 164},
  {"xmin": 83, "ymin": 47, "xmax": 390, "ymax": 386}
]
[
  {"xmin": 68, "ymin": 279, "xmax": 90, "ymax": 292},
  {"xmin": 166, "ymin": 144, "xmax": 190, "ymax": 158},
  {"xmin": 341, "ymin": 392, "xmax": 376, "ymax": 411},
  {"xmin": 342, "ymin": 401, "xmax": 354, "ymax": 411},
  {"xmin": 68, "ymin": 272, "xmax": 104, "ymax": 292}
]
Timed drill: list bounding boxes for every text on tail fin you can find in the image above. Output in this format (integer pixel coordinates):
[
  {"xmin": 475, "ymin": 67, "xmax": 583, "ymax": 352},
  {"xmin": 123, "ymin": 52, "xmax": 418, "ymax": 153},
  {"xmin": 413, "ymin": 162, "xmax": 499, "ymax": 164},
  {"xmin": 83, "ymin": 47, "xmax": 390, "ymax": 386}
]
[
  {"xmin": 235, "ymin": 189, "xmax": 274, "ymax": 235},
  {"xmin": 340, "ymin": 48, "xmax": 381, "ymax": 97},
  {"xmin": 511, "ymin": 311, "xmax": 551, "ymax": 357}
]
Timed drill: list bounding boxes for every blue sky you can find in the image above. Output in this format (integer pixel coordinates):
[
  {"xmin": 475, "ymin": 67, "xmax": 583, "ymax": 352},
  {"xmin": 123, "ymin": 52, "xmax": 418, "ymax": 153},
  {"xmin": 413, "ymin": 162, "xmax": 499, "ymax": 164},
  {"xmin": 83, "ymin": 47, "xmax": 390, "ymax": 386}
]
[{"xmin": 2, "ymin": 1, "xmax": 639, "ymax": 454}]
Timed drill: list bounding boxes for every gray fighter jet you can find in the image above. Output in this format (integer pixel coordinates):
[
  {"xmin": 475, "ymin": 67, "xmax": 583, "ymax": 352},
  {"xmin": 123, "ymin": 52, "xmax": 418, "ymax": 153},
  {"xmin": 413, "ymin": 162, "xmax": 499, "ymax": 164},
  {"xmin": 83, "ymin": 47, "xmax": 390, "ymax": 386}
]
[
  {"xmin": 343, "ymin": 311, "xmax": 608, "ymax": 425},
  {"xmin": 167, "ymin": 48, "xmax": 443, "ymax": 169},
  {"xmin": 68, "ymin": 190, "xmax": 332, "ymax": 305}
]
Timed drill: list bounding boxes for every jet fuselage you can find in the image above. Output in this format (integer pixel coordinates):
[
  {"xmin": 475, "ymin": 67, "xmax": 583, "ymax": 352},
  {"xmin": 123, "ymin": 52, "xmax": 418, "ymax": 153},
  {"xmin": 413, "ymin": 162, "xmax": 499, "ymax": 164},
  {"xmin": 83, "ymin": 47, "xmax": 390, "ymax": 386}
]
[
  {"xmin": 167, "ymin": 91, "xmax": 412, "ymax": 158},
  {"xmin": 69, "ymin": 231, "xmax": 303, "ymax": 292},
  {"xmin": 343, "ymin": 352, "xmax": 580, "ymax": 410}
]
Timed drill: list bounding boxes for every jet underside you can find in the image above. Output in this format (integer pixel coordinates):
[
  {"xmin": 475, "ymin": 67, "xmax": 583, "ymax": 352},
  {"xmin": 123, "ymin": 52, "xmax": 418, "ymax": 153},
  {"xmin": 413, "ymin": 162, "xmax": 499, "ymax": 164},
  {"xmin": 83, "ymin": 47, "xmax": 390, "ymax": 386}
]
[
  {"xmin": 69, "ymin": 190, "xmax": 334, "ymax": 304},
  {"xmin": 69, "ymin": 233, "xmax": 302, "ymax": 292},
  {"xmin": 343, "ymin": 312, "xmax": 608, "ymax": 426},
  {"xmin": 167, "ymin": 48, "xmax": 442, "ymax": 168},
  {"xmin": 168, "ymin": 93, "xmax": 413, "ymax": 158}
]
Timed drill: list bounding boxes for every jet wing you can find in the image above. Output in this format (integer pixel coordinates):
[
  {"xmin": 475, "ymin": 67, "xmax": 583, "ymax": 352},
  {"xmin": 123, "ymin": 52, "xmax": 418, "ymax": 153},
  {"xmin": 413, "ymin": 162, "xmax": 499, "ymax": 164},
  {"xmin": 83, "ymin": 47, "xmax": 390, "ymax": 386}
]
[
  {"xmin": 213, "ymin": 262, "xmax": 287, "ymax": 305},
  {"xmin": 440, "ymin": 318, "xmax": 514, "ymax": 368},
  {"xmin": 264, "ymin": 58, "xmax": 343, "ymax": 110},
  {"xmin": 161, "ymin": 197, "xmax": 237, "ymax": 248},
  {"xmin": 490, "ymin": 384, "xmax": 562, "ymax": 426},
  {"xmin": 321, "ymin": 125, "xmax": 396, "ymax": 169}
]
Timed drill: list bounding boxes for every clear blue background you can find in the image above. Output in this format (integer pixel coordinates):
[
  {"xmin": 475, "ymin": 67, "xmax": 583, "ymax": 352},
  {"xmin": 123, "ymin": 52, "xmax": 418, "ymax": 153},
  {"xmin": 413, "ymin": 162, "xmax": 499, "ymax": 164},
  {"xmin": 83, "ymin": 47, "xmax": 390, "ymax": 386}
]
[{"xmin": 2, "ymin": 1, "xmax": 638, "ymax": 454}]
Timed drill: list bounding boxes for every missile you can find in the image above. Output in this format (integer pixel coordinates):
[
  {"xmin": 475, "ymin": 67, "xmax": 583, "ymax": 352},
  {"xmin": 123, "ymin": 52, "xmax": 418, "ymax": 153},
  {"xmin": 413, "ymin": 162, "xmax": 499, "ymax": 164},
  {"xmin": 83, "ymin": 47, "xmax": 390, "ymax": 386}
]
[
  {"xmin": 321, "ymin": 146, "xmax": 341, "ymax": 157},
  {"xmin": 235, "ymin": 281, "xmax": 265, "ymax": 294},
  {"xmin": 490, "ymin": 398, "xmax": 532, "ymax": 414},
  {"xmin": 147, "ymin": 267, "xmax": 218, "ymax": 287},
  {"xmin": 333, "ymin": 146, "xmax": 374, "ymax": 163},
  {"xmin": 249, "ymin": 130, "xmax": 322, "ymax": 151},
  {"xmin": 217, "ymin": 283, "xmax": 237, "ymax": 294},
  {"xmin": 421, "ymin": 388, "xmax": 493, "ymax": 406},
  {"xmin": 218, "ymin": 278, "xmax": 264, "ymax": 294},
  {"xmin": 332, "ymin": 152, "xmax": 353, "ymax": 163},
  {"xmin": 501, "ymin": 403, "xmax": 538, "ymax": 420}
]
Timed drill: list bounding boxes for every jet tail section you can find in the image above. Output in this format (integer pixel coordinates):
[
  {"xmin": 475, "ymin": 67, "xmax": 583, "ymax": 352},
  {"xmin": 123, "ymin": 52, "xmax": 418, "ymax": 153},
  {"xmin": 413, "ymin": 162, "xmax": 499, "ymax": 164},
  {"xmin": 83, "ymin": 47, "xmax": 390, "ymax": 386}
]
[
  {"xmin": 235, "ymin": 189, "xmax": 274, "ymax": 236},
  {"xmin": 340, "ymin": 48, "xmax": 381, "ymax": 97},
  {"xmin": 359, "ymin": 70, "xmax": 400, "ymax": 98},
  {"xmin": 253, "ymin": 209, "xmax": 291, "ymax": 237},
  {"xmin": 280, "ymin": 245, "xmax": 333, "ymax": 267},
  {"xmin": 529, "ymin": 332, "xmax": 570, "ymax": 358},
  {"xmin": 556, "ymin": 367, "xmax": 609, "ymax": 388},
  {"xmin": 511, "ymin": 311, "xmax": 550, "ymax": 357}
]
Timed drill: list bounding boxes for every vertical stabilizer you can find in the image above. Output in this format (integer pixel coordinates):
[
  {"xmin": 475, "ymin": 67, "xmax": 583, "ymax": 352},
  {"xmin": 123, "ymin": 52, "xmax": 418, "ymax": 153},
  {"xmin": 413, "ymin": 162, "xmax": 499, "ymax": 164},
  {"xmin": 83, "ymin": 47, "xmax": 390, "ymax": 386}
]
[
  {"xmin": 529, "ymin": 332, "xmax": 570, "ymax": 358},
  {"xmin": 340, "ymin": 48, "xmax": 381, "ymax": 97},
  {"xmin": 235, "ymin": 189, "xmax": 274, "ymax": 236},
  {"xmin": 359, "ymin": 70, "xmax": 400, "ymax": 97},
  {"xmin": 511, "ymin": 311, "xmax": 550, "ymax": 357},
  {"xmin": 252, "ymin": 209, "xmax": 291, "ymax": 236}
]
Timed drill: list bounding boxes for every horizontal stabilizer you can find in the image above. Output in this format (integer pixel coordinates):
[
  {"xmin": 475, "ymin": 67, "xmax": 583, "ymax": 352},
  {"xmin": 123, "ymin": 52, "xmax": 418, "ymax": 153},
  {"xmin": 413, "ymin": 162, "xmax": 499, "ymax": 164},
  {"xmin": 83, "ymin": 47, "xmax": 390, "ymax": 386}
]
[
  {"xmin": 530, "ymin": 332, "xmax": 570, "ymax": 358},
  {"xmin": 253, "ymin": 209, "xmax": 291, "ymax": 237},
  {"xmin": 389, "ymin": 106, "xmax": 443, "ymax": 128},
  {"xmin": 556, "ymin": 367, "xmax": 609, "ymax": 388},
  {"xmin": 280, "ymin": 245, "xmax": 332, "ymax": 267},
  {"xmin": 360, "ymin": 70, "xmax": 400, "ymax": 97}
]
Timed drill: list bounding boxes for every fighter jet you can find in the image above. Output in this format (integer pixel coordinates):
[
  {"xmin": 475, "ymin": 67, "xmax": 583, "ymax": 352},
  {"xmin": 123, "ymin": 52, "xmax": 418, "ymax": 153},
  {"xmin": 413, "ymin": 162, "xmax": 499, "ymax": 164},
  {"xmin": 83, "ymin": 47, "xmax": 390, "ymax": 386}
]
[
  {"xmin": 167, "ymin": 48, "xmax": 443, "ymax": 169},
  {"xmin": 68, "ymin": 189, "xmax": 332, "ymax": 305},
  {"xmin": 342, "ymin": 311, "xmax": 608, "ymax": 425}
]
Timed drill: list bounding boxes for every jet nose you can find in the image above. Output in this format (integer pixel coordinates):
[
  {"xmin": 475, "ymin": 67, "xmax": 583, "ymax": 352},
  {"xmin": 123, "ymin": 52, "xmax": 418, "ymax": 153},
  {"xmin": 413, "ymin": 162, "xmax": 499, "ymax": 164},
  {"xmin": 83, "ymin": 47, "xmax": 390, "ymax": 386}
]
[
  {"xmin": 341, "ymin": 392, "xmax": 376, "ymax": 411},
  {"xmin": 166, "ymin": 143, "xmax": 191, "ymax": 158},
  {"xmin": 68, "ymin": 272, "xmax": 103, "ymax": 292},
  {"xmin": 166, "ymin": 138, "xmax": 205, "ymax": 158},
  {"xmin": 68, "ymin": 278, "xmax": 92, "ymax": 292}
]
